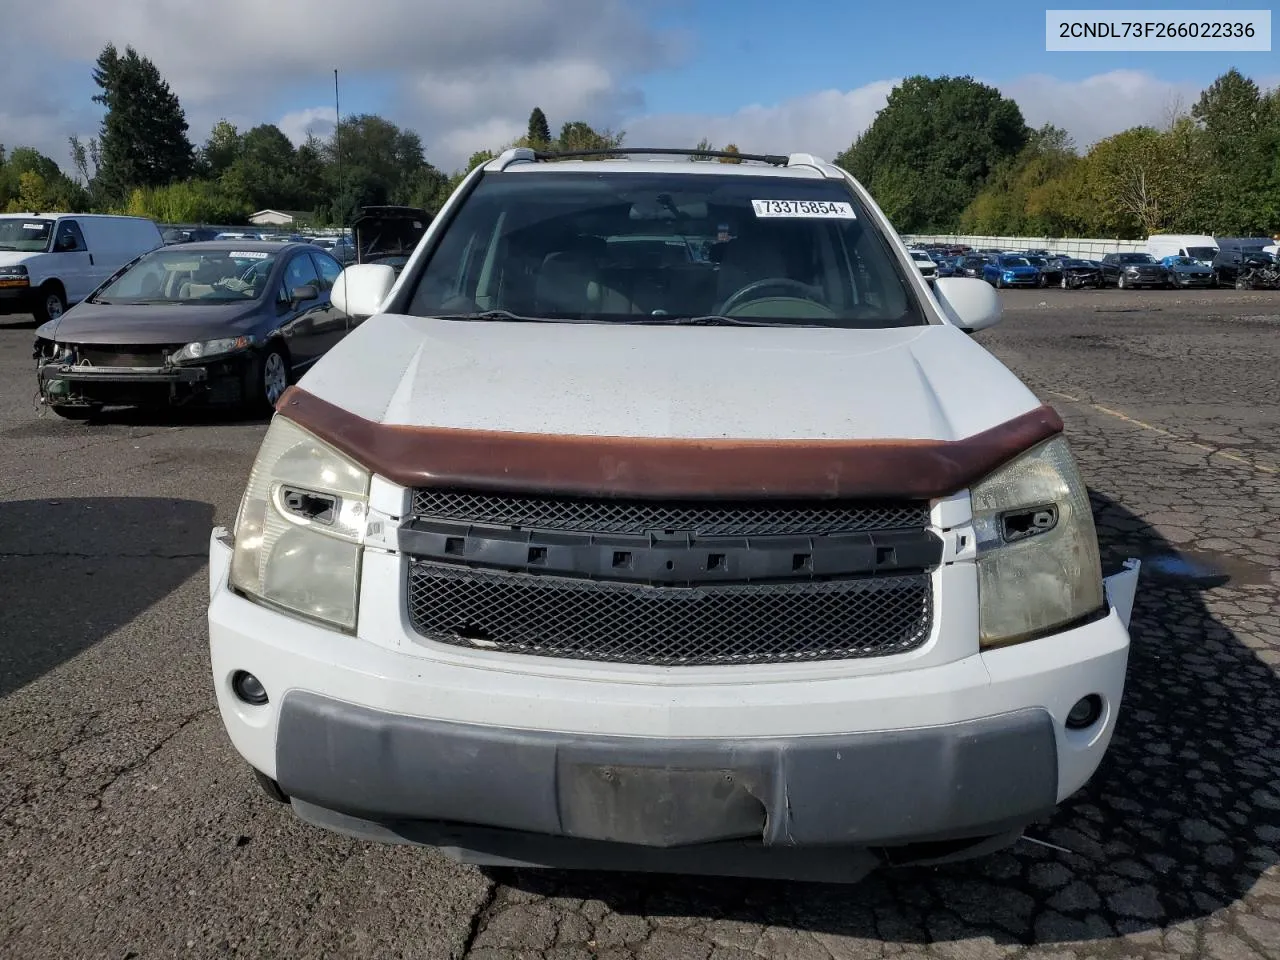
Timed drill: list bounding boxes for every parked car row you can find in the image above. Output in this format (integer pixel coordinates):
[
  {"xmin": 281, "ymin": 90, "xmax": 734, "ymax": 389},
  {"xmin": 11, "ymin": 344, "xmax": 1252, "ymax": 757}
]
[{"xmin": 911, "ymin": 244, "xmax": 1279, "ymax": 291}]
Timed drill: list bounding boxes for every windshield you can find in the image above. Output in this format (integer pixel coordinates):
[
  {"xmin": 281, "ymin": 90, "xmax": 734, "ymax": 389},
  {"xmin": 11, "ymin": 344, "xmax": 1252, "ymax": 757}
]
[
  {"xmin": 999, "ymin": 257, "xmax": 1031, "ymax": 267},
  {"xmin": 0, "ymin": 218, "xmax": 53, "ymax": 252},
  {"xmin": 404, "ymin": 170, "xmax": 925, "ymax": 328},
  {"xmin": 93, "ymin": 248, "xmax": 280, "ymax": 304},
  {"xmin": 1168, "ymin": 257, "xmax": 1197, "ymax": 266},
  {"xmin": 1186, "ymin": 246, "xmax": 1217, "ymax": 260},
  {"xmin": 1117, "ymin": 253, "xmax": 1157, "ymax": 264}
]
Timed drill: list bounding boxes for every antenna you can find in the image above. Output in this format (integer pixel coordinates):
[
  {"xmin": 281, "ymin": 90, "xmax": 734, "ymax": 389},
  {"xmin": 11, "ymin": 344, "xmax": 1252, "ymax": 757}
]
[{"xmin": 334, "ymin": 68, "xmax": 344, "ymax": 235}]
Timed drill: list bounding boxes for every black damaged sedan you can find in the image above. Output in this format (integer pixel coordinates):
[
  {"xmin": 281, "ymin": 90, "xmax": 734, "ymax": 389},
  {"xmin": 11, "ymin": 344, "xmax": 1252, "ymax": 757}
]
[{"xmin": 33, "ymin": 241, "xmax": 351, "ymax": 419}]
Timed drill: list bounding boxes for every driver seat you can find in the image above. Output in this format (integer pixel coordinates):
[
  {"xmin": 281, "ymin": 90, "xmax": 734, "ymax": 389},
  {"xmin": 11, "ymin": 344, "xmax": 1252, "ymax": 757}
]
[{"xmin": 714, "ymin": 228, "xmax": 791, "ymax": 308}]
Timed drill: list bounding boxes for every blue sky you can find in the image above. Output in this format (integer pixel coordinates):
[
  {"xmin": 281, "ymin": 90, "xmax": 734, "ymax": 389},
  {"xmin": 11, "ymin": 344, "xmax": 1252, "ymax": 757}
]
[{"xmin": 3, "ymin": 0, "xmax": 1277, "ymax": 173}]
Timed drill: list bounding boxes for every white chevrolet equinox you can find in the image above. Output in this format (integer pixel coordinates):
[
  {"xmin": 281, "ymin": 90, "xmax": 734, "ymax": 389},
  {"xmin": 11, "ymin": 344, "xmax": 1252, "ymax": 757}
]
[{"xmin": 207, "ymin": 147, "xmax": 1141, "ymax": 883}]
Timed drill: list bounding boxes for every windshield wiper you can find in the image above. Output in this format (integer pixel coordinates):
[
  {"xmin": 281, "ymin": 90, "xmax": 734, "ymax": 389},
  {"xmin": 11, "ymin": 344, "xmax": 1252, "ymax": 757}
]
[
  {"xmin": 639, "ymin": 315, "xmax": 818, "ymax": 327},
  {"xmin": 435, "ymin": 310, "xmax": 596, "ymax": 324}
]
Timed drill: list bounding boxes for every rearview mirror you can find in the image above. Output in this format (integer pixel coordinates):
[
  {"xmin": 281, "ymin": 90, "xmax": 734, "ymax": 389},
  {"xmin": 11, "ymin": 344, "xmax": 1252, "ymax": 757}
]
[
  {"xmin": 331, "ymin": 264, "xmax": 396, "ymax": 318},
  {"xmin": 931, "ymin": 277, "xmax": 1001, "ymax": 333},
  {"xmin": 290, "ymin": 283, "xmax": 318, "ymax": 304}
]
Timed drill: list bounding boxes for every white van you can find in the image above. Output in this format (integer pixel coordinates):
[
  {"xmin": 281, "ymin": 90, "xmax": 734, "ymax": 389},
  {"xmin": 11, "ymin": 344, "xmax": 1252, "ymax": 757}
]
[
  {"xmin": 1146, "ymin": 234, "xmax": 1218, "ymax": 266},
  {"xmin": 0, "ymin": 213, "xmax": 164, "ymax": 322}
]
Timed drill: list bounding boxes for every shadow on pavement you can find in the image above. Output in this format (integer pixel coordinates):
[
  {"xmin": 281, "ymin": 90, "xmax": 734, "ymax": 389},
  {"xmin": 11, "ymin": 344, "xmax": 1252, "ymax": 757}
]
[
  {"xmin": 488, "ymin": 491, "xmax": 1280, "ymax": 948},
  {"xmin": 0, "ymin": 497, "xmax": 214, "ymax": 698},
  {"xmin": 56, "ymin": 405, "xmax": 272, "ymax": 429}
]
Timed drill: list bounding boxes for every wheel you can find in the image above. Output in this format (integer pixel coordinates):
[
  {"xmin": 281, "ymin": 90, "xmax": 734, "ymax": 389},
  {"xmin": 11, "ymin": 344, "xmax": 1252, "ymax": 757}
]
[
  {"xmin": 50, "ymin": 404, "xmax": 101, "ymax": 420},
  {"xmin": 245, "ymin": 344, "xmax": 291, "ymax": 414},
  {"xmin": 1117, "ymin": 274, "xmax": 1127, "ymax": 289},
  {"xmin": 996, "ymin": 276, "xmax": 1005, "ymax": 289},
  {"xmin": 1037, "ymin": 274, "xmax": 1047, "ymax": 288},
  {"xmin": 35, "ymin": 284, "xmax": 66, "ymax": 324}
]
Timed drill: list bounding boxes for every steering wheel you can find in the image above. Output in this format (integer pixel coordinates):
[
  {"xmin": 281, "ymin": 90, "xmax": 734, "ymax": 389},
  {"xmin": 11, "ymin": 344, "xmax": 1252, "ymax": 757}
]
[{"xmin": 717, "ymin": 277, "xmax": 823, "ymax": 315}]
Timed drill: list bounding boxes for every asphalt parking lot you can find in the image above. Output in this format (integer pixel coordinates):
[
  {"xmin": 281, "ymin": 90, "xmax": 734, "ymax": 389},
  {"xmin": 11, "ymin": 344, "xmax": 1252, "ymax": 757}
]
[{"xmin": 3, "ymin": 287, "xmax": 1280, "ymax": 960}]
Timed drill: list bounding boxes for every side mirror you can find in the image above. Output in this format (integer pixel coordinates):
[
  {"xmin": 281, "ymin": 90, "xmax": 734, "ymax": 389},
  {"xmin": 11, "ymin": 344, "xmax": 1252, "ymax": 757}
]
[
  {"xmin": 932, "ymin": 277, "xmax": 1001, "ymax": 333},
  {"xmin": 290, "ymin": 283, "xmax": 319, "ymax": 304},
  {"xmin": 331, "ymin": 264, "xmax": 396, "ymax": 318}
]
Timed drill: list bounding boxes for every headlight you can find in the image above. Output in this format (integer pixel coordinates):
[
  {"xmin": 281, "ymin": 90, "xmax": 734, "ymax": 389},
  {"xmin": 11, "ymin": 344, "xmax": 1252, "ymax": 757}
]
[
  {"xmin": 970, "ymin": 435, "xmax": 1105, "ymax": 649},
  {"xmin": 171, "ymin": 335, "xmax": 254, "ymax": 362},
  {"xmin": 0, "ymin": 264, "xmax": 30, "ymax": 287},
  {"xmin": 229, "ymin": 416, "xmax": 371, "ymax": 631}
]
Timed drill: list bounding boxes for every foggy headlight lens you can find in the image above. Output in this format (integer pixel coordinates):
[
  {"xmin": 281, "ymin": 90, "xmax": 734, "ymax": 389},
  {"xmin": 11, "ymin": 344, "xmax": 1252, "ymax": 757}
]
[
  {"xmin": 229, "ymin": 416, "xmax": 370, "ymax": 631},
  {"xmin": 172, "ymin": 336, "xmax": 254, "ymax": 362},
  {"xmin": 971, "ymin": 435, "xmax": 1105, "ymax": 648}
]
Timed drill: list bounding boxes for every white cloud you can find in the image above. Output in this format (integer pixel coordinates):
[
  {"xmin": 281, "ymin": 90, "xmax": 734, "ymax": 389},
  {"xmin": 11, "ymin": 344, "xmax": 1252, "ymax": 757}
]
[
  {"xmin": 621, "ymin": 81, "xmax": 899, "ymax": 161},
  {"xmin": 997, "ymin": 70, "xmax": 1204, "ymax": 148},
  {"xmin": 277, "ymin": 107, "xmax": 338, "ymax": 146}
]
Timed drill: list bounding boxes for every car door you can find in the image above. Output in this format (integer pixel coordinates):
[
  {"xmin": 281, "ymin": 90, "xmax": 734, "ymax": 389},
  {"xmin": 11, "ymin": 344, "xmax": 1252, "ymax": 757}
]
[
  {"xmin": 51, "ymin": 219, "xmax": 93, "ymax": 303},
  {"xmin": 1100, "ymin": 254, "xmax": 1119, "ymax": 285},
  {"xmin": 308, "ymin": 250, "xmax": 357, "ymax": 343},
  {"xmin": 274, "ymin": 251, "xmax": 330, "ymax": 369}
]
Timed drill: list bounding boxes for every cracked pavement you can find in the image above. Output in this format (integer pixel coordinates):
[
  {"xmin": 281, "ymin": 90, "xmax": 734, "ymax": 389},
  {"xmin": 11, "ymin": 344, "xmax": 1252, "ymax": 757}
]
[{"xmin": 3, "ymin": 287, "xmax": 1280, "ymax": 959}]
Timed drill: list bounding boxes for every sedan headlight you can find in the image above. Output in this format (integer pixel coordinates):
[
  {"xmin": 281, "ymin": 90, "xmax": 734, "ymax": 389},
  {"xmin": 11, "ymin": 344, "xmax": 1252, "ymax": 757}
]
[
  {"xmin": 172, "ymin": 335, "xmax": 255, "ymax": 362},
  {"xmin": 229, "ymin": 416, "xmax": 371, "ymax": 631},
  {"xmin": 971, "ymin": 435, "xmax": 1105, "ymax": 649}
]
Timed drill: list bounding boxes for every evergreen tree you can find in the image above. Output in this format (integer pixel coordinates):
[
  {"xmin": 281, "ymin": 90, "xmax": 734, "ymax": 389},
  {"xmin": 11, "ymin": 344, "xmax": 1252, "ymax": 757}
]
[
  {"xmin": 90, "ymin": 43, "xmax": 195, "ymax": 203},
  {"xmin": 527, "ymin": 107, "xmax": 552, "ymax": 147}
]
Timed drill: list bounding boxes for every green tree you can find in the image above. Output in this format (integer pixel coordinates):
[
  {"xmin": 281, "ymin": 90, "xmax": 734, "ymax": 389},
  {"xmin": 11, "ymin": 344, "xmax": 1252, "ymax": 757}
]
[
  {"xmin": 90, "ymin": 43, "xmax": 195, "ymax": 203},
  {"xmin": 719, "ymin": 143, "xmax": 742, "ymax": 164},
  {"xmin": 690, "ymin": 137, "xmax": 715, "ymax": 160},
  {"xmin": 124, "ymin": 179, "xmax": 251, "ymax": 223},
  {"xmin": 0, "ymin": 147, "xmax": 89, "ymax": 212},
  {"xmin": 836, "ymin": 75, "xmax": 1029, "ymax": 231},
  {"xmin": 556, "ymin": 121, "xmax": 625, "ymax": 154},
  {"xmin": 321, "ymin": 114, "xmax": 442, "ymax": 221},
  {"xmin": 527, "ymin": 107, "xmax": 552, "ymax": 148},
  {"xmin": 1190, "ymin": 69, "xmax": 1278, "ymax": 233},
  {"xmin": 201, "ymin": 120, "xmax": 242, "ymax": 179},
  {"xmin": 960, "ymin": 124, "xmax": 1081, "ymax": 235}
]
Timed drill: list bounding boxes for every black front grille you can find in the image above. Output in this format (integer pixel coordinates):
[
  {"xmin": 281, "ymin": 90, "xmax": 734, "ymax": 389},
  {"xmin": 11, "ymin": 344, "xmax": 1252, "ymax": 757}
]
[
  {"xmin": 406, "ymin": 561, "xmax": 933, "ymax": 666},
  {"xmin": 77, "ymin": 346, "xmax": 173, "ymax": 367},
  {"xmin": 408, "ymin": 490, "xmax": 929, "ymax": 537}
]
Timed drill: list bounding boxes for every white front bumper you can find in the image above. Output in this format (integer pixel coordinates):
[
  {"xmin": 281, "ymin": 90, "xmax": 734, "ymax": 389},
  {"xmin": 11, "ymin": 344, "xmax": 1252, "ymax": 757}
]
[{"xmin": 207, "ymin": 529, "xmax": 1138, "ymax": 807}]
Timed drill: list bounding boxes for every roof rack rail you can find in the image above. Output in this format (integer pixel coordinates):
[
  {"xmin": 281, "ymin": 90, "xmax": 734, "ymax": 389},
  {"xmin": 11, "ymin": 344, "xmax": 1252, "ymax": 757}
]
[{"xmin": 525, "ymin": 147, "xmax": 792, "ymax": 166}]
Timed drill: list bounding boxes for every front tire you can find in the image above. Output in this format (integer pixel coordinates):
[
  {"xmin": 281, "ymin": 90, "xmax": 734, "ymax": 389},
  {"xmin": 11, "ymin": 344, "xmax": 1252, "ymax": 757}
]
[
  {"xmin": 244, "ymin": 344, "xmax": 291, "ymax": 415},
  {"xmin": 35, "ymin": 284, "xmax": 67, "ymax": 324}
]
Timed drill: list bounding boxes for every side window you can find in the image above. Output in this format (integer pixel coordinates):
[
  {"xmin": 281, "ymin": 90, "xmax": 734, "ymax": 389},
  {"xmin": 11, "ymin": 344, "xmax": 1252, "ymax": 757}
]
[
  {"xmin": 282, "ymin": 252, "xmax": 320, "ymax": 299},
  {"xmin": 55, "ymin": 220, "xmax": 87, "ymax": 252},
  {"xmin": 311, "ymin": 252, "xmax": 342, "ymax": 290}
]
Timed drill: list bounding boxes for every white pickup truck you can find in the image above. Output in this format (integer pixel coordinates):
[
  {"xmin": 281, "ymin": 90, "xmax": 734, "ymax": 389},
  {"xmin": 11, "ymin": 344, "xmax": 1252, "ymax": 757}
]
[{"xmin": 207, "ymin": 146, "xmax": 1140, "ymax": 883}]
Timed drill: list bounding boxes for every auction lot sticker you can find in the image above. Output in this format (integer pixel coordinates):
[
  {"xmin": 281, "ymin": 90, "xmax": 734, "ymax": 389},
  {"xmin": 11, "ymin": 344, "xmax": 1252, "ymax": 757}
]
[
  {"xmin": 752, "ymin": 200, "xmax": 856, "ymax": 219},
  {"xmin": 230, "ymin": 251, "xmax": 270, "ymax": 259},
  {"xmin": 1046, "ymin": 9, "xmax": 1271, "ymax": 51}
]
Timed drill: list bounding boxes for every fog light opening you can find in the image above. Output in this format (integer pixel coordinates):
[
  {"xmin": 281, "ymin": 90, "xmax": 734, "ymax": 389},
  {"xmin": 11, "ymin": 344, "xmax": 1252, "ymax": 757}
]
[
  {"xmin": 1065, "ymin": 694, "xmax": 1103, "ymax": 730},
  {"xmin": 231, "ymin": 670, "xmax": 269, "ymax": 706}
]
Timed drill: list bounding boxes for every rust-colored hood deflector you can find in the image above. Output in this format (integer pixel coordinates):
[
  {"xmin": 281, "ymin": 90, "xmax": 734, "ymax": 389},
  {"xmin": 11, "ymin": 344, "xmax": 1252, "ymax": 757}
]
[{"xmin": 274, "ymin": 386, "xmax": 1064, "ymax": 500}]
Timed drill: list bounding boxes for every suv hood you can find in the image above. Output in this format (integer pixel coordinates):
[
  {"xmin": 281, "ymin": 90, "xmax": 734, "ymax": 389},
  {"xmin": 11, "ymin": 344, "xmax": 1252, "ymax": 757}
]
[{"xmin": 298, "ymin": 315, "xmax": 1042, "ymax": 442}]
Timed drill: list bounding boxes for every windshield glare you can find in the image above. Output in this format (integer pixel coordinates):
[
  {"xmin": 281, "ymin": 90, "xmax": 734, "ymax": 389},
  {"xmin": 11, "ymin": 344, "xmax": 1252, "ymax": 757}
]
[
  {"xmin": 1118, "ymin": 253, "xmax": 1157, "ymax": 264},
  {"xmin": 0, "ymin": 218, "xmax": 53, "ymax": 252},
  {"xmin": 404, "ymin": 171, "xmax": 925, "ymax": 328},
  {"xmin": 96, "ymin": 249, "xmax": 279, "ymax": 303},
  {"xmin": 1000, "ymin": 257, "xmax": 1031, "ymax": 267}
]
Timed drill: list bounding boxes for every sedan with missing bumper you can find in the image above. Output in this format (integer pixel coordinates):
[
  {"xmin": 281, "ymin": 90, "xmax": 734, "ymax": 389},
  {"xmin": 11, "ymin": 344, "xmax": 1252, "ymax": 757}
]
[{"xmin": 33, "ymin": 241, "xmax": 352, "ymax": 419}]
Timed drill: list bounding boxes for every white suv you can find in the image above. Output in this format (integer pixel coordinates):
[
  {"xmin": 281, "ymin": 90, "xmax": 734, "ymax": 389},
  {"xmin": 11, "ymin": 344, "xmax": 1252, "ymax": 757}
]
[{"xmin": 208, "ymin": 147, "xmax": 1140, "ymax": 883}]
